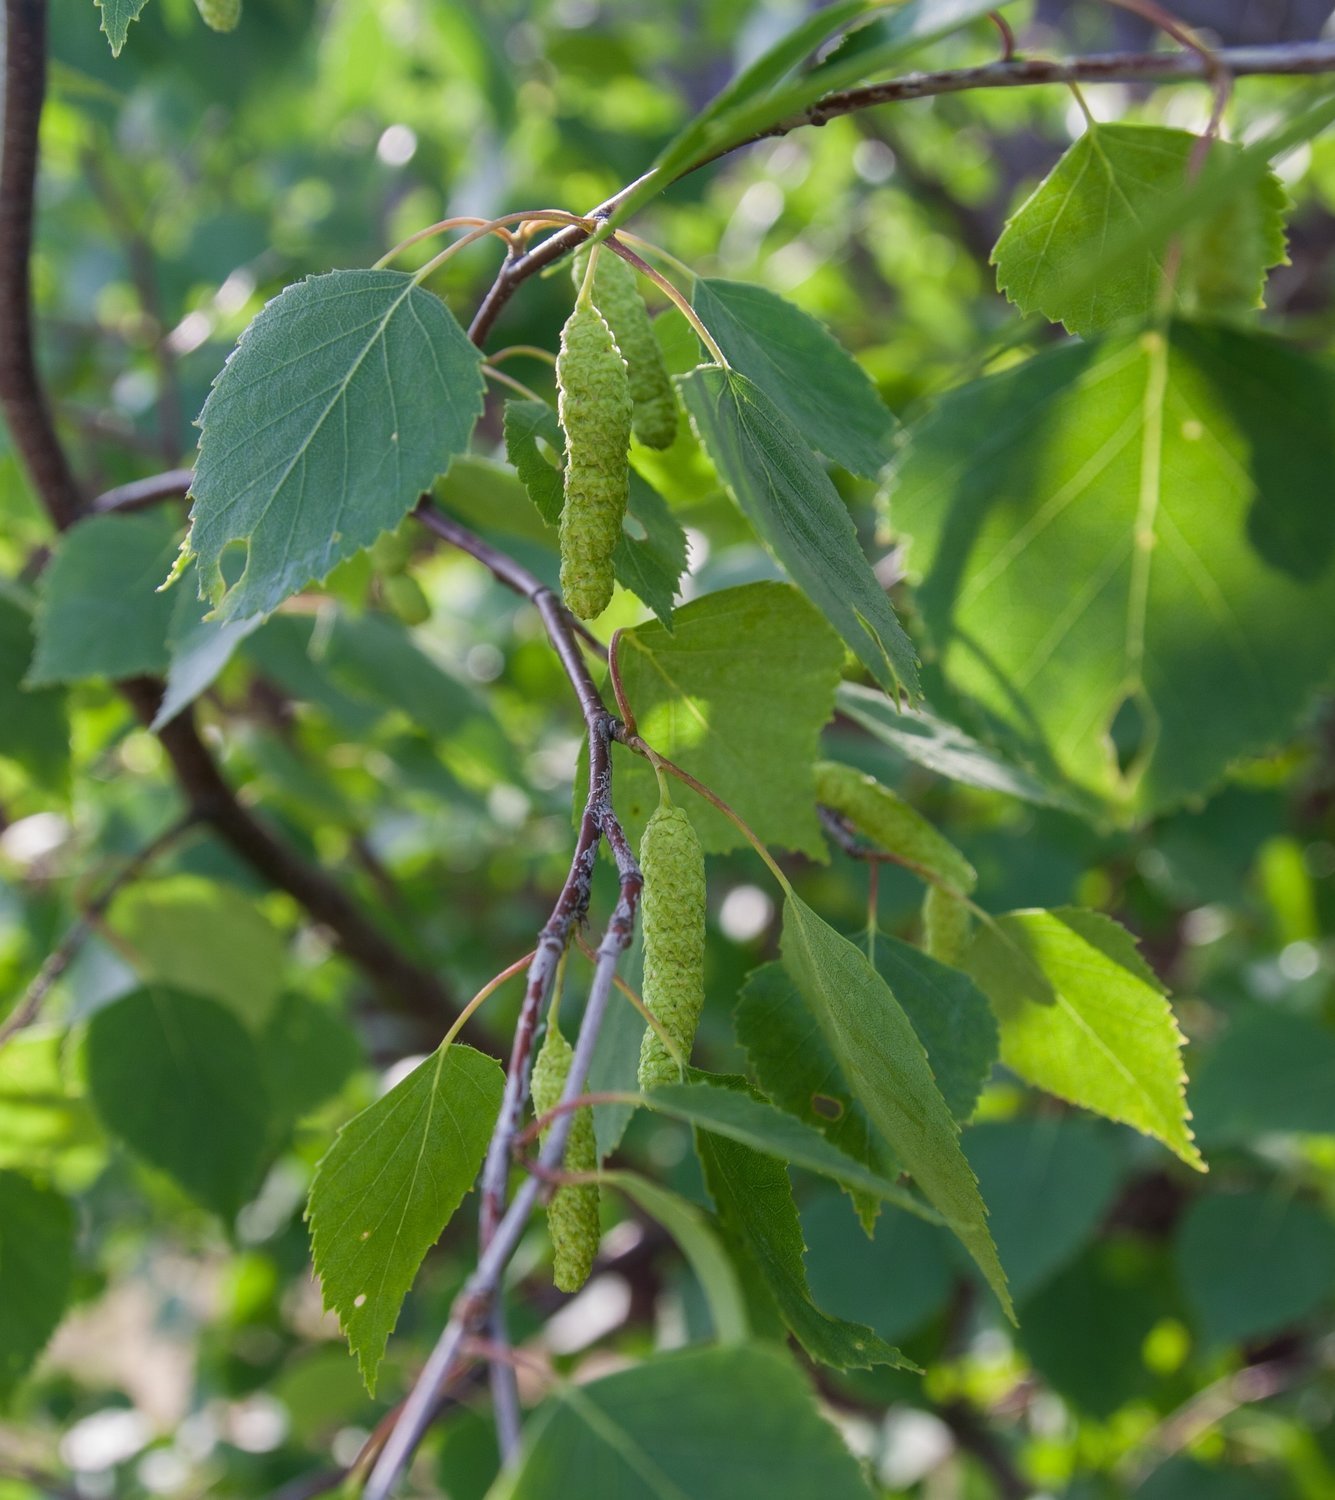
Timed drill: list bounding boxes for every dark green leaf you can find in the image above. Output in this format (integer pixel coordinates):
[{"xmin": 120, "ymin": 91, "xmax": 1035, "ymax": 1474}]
[
  {"xmin": 781, "ymin": 894, "xmax": 1011, "ymax": 1317},
  {"xmin": 188, "ymin": 270, "xmax": 484, "ymax": 622},
  {"xmin": 85, "ymin": 987, "xmax": 272, "ymax": 1218},
  {"xmin": 28, "ymin": 513, "xmax": 179, "ymax": 686},
  {"xmin": 680, "ymin": 366, "xmax": 918, "ymax": 699},
  {"xmin": 0, "ymin": 591, "xmax": 68, "ymax": 795},
  {"xmin": 307, "ymin": 1042, "xmax": 503, "ymax": 1392},
  {"xmin": 0, "ymin": 1171, "xmax": 76, "ymax": 1404},
  {"xmin": 1176, "ymin": 1191, "xmax": 1335, "ymax": 1348},
  {"xmin": 1190, "ymin": 1008, "xmax": 1335, "ymax": 1143},
  {"xmin": 692, "ymin": 279, "xmax": 895, "ymax": 477},
  {"xmin": 492, "ymin": 1344, "xmax": 873, "ymax": 1500}
]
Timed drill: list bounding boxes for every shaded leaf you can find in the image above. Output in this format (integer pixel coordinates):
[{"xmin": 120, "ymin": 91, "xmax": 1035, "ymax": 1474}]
[
  {"xmin": 107, "ymin": 875, "xmax": 288, "ymax": 1027},
  {"xmin": 965, "ymin": 907, "xmax": 1202, "ymax": 1169},
  {"xmin": 0, "ymin": 1171, "xmax": 76, "ymax": 1404},
  {"xmin": 886, "ymin": 324, "xmax": 1335, "ymax": 819},
  {"xmin": 491, "ymin": 1344, "xmax": 873, "ymax": 1500},
  {"xmin": 692, "ymin": 279, "xmax": 895, "ymax": 477},
  {"xmin": 307, "ymin": 1042, "xmax": 502, "ymax": 1392},
  {"xmin": 611, "ymin": 581, "xmax": 843, "ymax": 855},
  {"xmin": 680, "ymin": 366, "xmax": 917, "ymax": 699},
  {"xmin": 1176, "ymin": 1191, "xmax": 1335, "ymax": 1348},
  {"xmin": 95, "ymin": 0, "xmax": 151, "ymax": 56},
  {"xmin": 28, "ymin": 513, "xmax": 178, "ymax": 686},
  {"xmin": 1190, "ymin": 1008, "xmax": 1335, "ymax": 1143},
  {"xmin": 0, "ymin": 591, "xmax": 68, "ymax": 795},
  {"xmin": 605, "ymin": 1172, "xmax": 749, "ymax": 1345},
  {"xmin": 781, "ymin": 894, "xmax": 1011, "ymax": 1316},
  {"xmin": 696, "ymin": 1104, "xmax": 914, "ymax": 1372},
  {"xmin": 188, "ymin": 270, "xmax": 484, "ymax": 622},
  {"xmin": 85, "ymin": 987, "xmax": 272, "ymax": 1218}
]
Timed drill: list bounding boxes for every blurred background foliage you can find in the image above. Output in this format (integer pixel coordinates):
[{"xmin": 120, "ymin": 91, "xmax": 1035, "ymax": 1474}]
[{"xmin": 3, "ymin": 0, "xmax": 1335, "ymax": 1496}]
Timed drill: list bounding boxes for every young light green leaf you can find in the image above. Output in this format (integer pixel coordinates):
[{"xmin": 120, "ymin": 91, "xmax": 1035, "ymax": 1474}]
[
  {"xmin": 95, "ymin": 0, "xmax": 151, "ymax": 55},
  {"xmin": 697, "ymin": 1110, "xmax": 915, "ymax": 1372},
  {"xmin": 0, "ymin": 1034, "xmax": 102, "ymax": 1175},
  {"xmin": 187, "ymin": 270, "xmax": 484, "ymax": 622},
  {"xmin": 610, "ymin": 581, "xmax": 844, "ymax": 855},
  {"xmin": 965, "ymin": 907, "xmax": 1203, "ymax": 1169},
  {"xmin": 85, "ymin": 987, "xmax": 273, "ymax": 1218},
  {"xmin": 993, "ymin": 125, "xmax": 1289, "ymax": 336},
  {"xmin": 0, "ymin": 1172, "xmax": 76, "ymax": 1404},
  {"xmin": 107, "ymin": 876, "xmax": 288, "ymax": 1027},
  {"xmin": 835, "ymin": 682, "xmax": 1091, "ymax": 813},
  {"xmin": 643, "ymin": 1078, "xmax": 938, "ymax": 1225},
  {"xmin": 691, "ymin": 280, "xmax": 895, "ymax": 477},
  {"xmin": 680, "ymin": 366, "xmax": 918, "ymax": 700},
  {"xmin": 886, "ymin": 324, "xmax": 1335, "ymax": 820},
  {"xmin": 502, "ymin": 398, "xmax": 686, "ymax": 623},
  {"xmin": 0, "ymin": 592, "xmax": 68, "ymax": 795},
  {"xmin": 307, "ymin": 1042, "xmax": 503, "ymax": 1393},
  {"xmin": 490, "ymin": 1344, "xmax": 874, "ymax": 1500},
  {"xmin": 27, "ymin": 513, "xmax": 179, "ymax": 686},
  {"xmin": 604, "ymin": 1172, "xmax": 749, "ymax": 1345},
  {"xmin": 781, "ymin": 894, "xmax": 1012, "ymax": 1318}
]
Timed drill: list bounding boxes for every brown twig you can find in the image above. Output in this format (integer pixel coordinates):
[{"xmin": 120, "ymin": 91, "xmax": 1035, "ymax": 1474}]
[{"xmin": 90, "ymin": 466, "xmax": 194, "ymax": 514}]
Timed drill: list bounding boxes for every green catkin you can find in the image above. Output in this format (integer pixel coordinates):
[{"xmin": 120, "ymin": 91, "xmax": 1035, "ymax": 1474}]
[
  {"xmin": 530, "ymin": 1020, "xmax": 600, "ymax": 1293},
  {"xmin": 555, "ymin": 299, "xmax": 632, "ymax": 619},
  {"xmin": 637, "ymin": 804, "xmax": 707, "ymax": 1090},
  {"xmin": 922, "ymin": 884, "xmax": 972, "ymax": 967},
  {"xmin": 814, "ymin": 760, "xmax": 977, "ymax": 896},
  {"xmin": 193, "ymin": 0, "xmax": 241, "ymax": 32},
  {"xmin": 572, "ymin": 246, "xmax": 678, "ymax": 450}
]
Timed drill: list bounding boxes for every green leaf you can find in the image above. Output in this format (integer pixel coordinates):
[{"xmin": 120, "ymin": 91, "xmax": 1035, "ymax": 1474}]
[
  {"xmin": 780, "ymin": 894, "xmax": 1012, "ymax": 1317},
  {"xmin": 680, "ymin": 366, "xmax": 918, "ymax": 699},
  {"xmin": 886, "ymin": 324, "xmax": 1335, "ymax": 819},
  {"xmin": 106, "ymin": 876, "xmax": 288, "ymax": 1027},
  {"xmin": 643, "ymin": 1079, "xmax": 938, "ymax": 1225},
  {"xmin": 27, "ymin": 513, "xmax": 179, "ymax": 686},
  {"xmin": 153, "ymin": 576, "xmax": 263, "ymax": 730},
  {"xmin": 1190, "ymin": 1008, "xmax": 1335, "ymax": 1143},
  {"xmin": 1176, "ymin": 1191, "xmax": 1335, "ymax": 1348},
  {"xmin": 691, "ymin": 280, "xmax": 895, "ymax": 477},
  {"xmin": 736, "ymin": 963, "xmax": 897, "ymax": 1232},
  {"xmin": 610, "ymin": 581, "xmax": 843, "ymax": 855},
  {"xmin": 0, "ymin": 1171, "xmax": 76, "ymax": 1404},
  {"xmin": 965, "ymin": 907, "xmax": 1202, "ymax": 1169},
  {"xmin": 604, "ymin": 1172, "xmax": 749, "ymax": 1345},
  {"xmin": 696, "ymin": 1105, "xmax": 914, "ymax": 1372},
  {"xmin": 307, "ymin": 1042, "xmax": 503, "ymax": 1392},
  {"xmin": 187, "ymin": 270, "xmax": 485, "ymax": 622},
  {"xmin": 993, "ymin": 125, "xmax": 1289, "ymax": 336},
  {"xmin": 94, "ymin": 0, "xmax": 150, "ymax": 56},
  {"xmin": 261, "ymin": 993, "xmax": 362, "ymax": 1137},
  {"xmin": 0, "ymin": 1034, "xmax": 102, "ymax": 1175},
  {"xmin": 873, "ymin": 935, "xmax": 997, "ymax": 1124},
  {"xmin": 0, "ymin": 591, "xmax": 68, "ymax": 795},
  {"xmin": 85, "ymin": 987, "xmax": 272, "ymax": 1218},
  {"xmin": 835, "ymin": 682, "xmax": 1090, "ymax": 813},
  {"xmin": 502, "ymin": 398, "xmax": 686, "ymax": 624},
  {"xmin": 965, "ymin": 1118, "xmax": 1125, "ymax": 1303},
  {"xmin": 490, "ymin": 1344, "xmax": 874, "ymax": 1500}
]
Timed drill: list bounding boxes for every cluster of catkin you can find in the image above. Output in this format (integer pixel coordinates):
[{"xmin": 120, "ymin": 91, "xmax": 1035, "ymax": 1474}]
[{"xmin": 555, "ymin": 245, "xmax": 678, "ymax": 619}]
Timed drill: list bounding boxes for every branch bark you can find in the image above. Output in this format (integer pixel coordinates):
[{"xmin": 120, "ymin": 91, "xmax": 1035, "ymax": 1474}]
[{"xmin": 466, "ymin": 39, "xmax": 1335, "ymax": 344}]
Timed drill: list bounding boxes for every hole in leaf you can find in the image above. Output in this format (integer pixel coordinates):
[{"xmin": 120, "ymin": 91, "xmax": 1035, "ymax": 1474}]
[
  {"xmin": 218, "ymin": 539, "xmax": 250, "ymax": 591},
  {"xmin": 811, "ymin": 1094, "xmax": 844, "ymax": 1121}
]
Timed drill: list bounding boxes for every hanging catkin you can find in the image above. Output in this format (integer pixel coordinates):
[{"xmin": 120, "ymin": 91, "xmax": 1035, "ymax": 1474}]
[
  {"xmin": 572, "ymin": 245, "xmax": 678, "ymax": 450},
  {"xmin": 555, "ymin": 298, "xmax": 632, "ymax": 619},
  {"xmin": 637, "ymin": 804, "xmax": 707, "ymax": 1090},
  {"xmin": 530, "ymin": 1020, "xmax": 600, "ymax": 1293}
]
